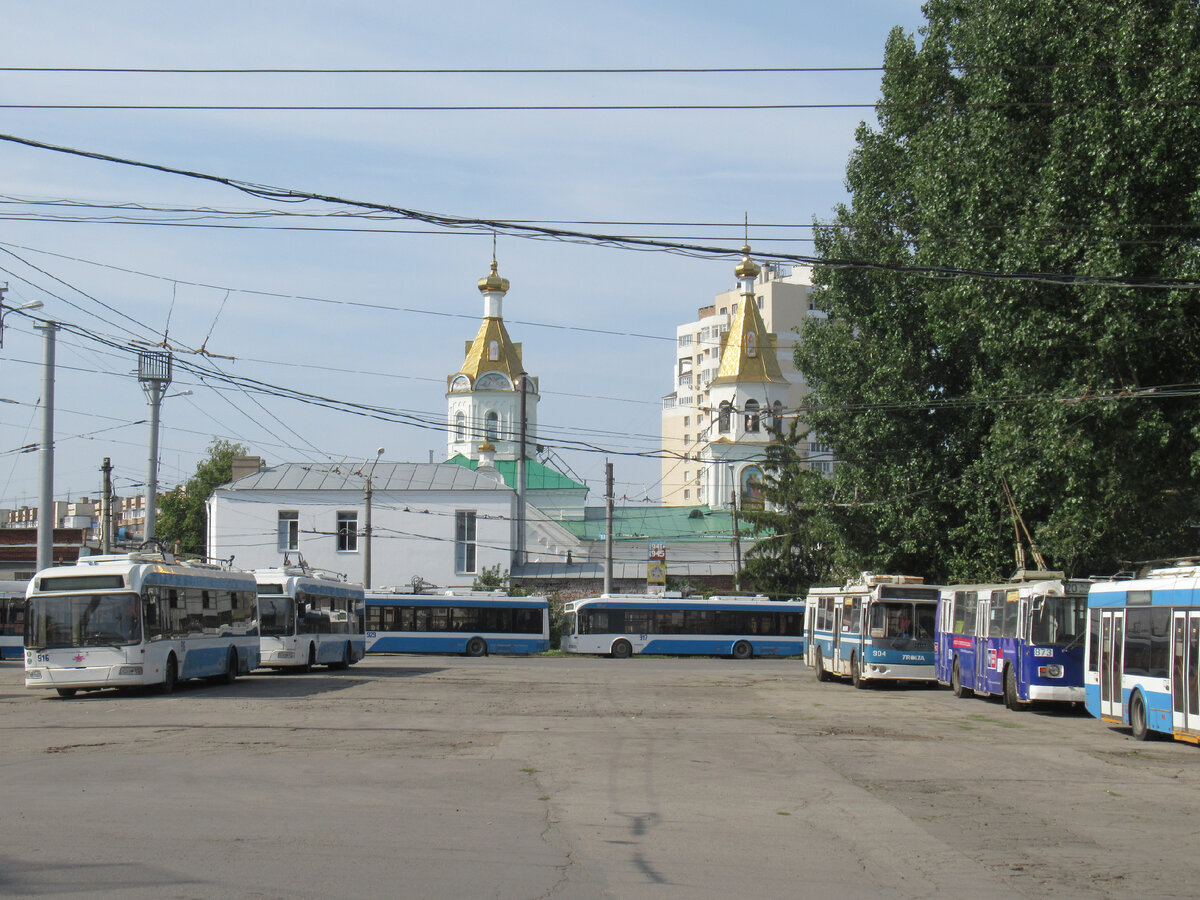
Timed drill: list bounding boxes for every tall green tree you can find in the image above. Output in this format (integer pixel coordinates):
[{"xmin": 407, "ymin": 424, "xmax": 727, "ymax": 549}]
[
  {"xmin": 739, "ymin": 421, "xmax": 842, "ymax": 595},
  {"xmin": 796, "ymin": 1, "xmax": 1200, "ymax": 581},
  {"xmin": 156, "ymin": 439, "xmax": 250, "ymax": 556}
]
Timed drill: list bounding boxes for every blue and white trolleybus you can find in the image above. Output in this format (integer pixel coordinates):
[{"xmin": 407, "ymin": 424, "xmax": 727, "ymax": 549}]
[
  {"xmin": 936, "ymin": 572, "xmax": 1090, "ymax": 708},
  {"xmin": 1085, "ymin": 564, "xmax": 1200, "ymax": 743},
  {"xmin": 805, "ymin": 574, "xmax": 941, "ymax": 686},
  {"xmin": 365, "ymin": 590, "xmax": 550, "ymax": 656},
  {"xmin": 560, "ymin": 594, "xmax": 805, "ymax": 659},
  {"xmin": 255, "ymin": 566, "xmax": 365, "ymax": 670},
  {"xmin": 24, "ymin": 552, "xmax": 259, "ymax": 697},
  {"xmin": 0, "ymin": 580, "xmax": 27, "ymax": 661}
]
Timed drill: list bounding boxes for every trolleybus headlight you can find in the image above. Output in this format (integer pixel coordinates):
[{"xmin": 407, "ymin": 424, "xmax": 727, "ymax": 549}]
[
  {"xmin": 1038, "ymin": 664, "xmax": 1063, "ymax": 678},
  {"xmin": 27, "ymin": 669, "xmax": 42, "ymax": 679},
  {"xmin": 277, "ymin": 651, "xmax": 294, "ymax": 659},
  {"xmin": 118, "ymin": 665, "xmax": 143, "ymax": 676}
]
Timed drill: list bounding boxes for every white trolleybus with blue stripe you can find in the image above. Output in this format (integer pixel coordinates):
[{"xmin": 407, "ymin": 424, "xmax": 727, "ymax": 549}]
[
  {"xmin": 365, "ymin": 589, "xmax": 550, "ymax": 656},
  {"xmin": 1085, "ymin": 562, "xmax": 1200, "ymax": 743},
  {"xmin": 805, "ymin": 574, "xmax": 942, "ymax": 686},
  {"xmin": 254, "ymin": 564, "xmax": 366, "ymax": 671},
  {"xmin": 560, "ymin": 593, "xmax": 805, "ymax": 659},
  {"xmin": 24, "ymin": 551, "xmax": 259, "ymax": 697},
  {"xmin": 0, "ymin": 579, "xmax": 27, "ymax": 661}
]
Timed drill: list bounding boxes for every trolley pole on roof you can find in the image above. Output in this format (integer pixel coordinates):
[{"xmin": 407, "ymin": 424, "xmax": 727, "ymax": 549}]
[{"xmin": 138, "ymin": 350, "xmax": 172, "ymax": 542}]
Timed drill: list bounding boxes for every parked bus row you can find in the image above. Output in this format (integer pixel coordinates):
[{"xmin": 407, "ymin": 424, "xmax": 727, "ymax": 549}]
[
  {"xmin": 14, "ymin": 551, "xmax": 1200, "ymax": 746},
  {"xmin": 801, "ymin": 566, "xmax": 1200, "ymax": 747}
]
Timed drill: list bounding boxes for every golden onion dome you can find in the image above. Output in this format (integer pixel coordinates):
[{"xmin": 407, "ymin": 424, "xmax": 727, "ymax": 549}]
[
  {"xmin": 734, "ymin": 244, "xmax": 760, "ymax": 280},
  {"xmin": 478, "ymin": 440, "xmax": 496, "ymax": 453},
  {"xmin": 477, "ymin": 259, "xmax": 510, "ymax": 294}
]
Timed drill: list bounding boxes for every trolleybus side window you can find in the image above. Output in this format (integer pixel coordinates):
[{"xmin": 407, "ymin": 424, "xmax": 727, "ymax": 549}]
[
  {"xmin": 1088, "ymin": 608, "xmax": 1101, "ymax": 672},
  {"xmin": 955, "ymin": 592, "xmax": 977, "ymax": 635},
  {"xmin": 1123, "ymin": 606, "xmax": 1170, "ymax": 679}
]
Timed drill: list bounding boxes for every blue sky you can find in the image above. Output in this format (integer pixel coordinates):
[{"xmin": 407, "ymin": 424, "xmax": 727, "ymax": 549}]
[{"xmin": 0, "ymin": 1, "xmax": 928, "ymax": 511}]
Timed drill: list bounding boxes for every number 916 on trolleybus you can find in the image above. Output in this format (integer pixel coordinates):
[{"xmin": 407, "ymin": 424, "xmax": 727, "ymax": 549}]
[{"xmin": 24, "ymin": 552, "xmax": 259, "ymax": 697}]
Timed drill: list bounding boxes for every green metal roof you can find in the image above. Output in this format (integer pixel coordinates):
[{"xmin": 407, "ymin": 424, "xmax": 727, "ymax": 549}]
[
  {"xmin": 556, "ymin": 505, "xmax": 741, "ymax": 543},
  {"xmin": 445, "ymin": 454, "xmax": 588, "ymax": 493}
]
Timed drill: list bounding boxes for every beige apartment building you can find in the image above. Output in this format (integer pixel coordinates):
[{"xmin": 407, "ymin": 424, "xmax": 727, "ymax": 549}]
[{"xmin": 660, "ymin": 258, "xmax": 830, "ymax": 508}]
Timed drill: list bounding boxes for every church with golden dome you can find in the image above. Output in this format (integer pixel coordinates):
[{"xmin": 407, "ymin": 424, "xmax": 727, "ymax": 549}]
[{"xmin": 445, "ymin": 255, "xmax": 540, "ymax": 463}]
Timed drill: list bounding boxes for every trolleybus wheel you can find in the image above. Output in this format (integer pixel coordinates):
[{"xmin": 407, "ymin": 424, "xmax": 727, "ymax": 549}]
[
  {"xmin": 221, "ymin": 647, "xmax": 238, "ymax": 685},
  {"xmin": 814, "ymin": 648, "xmax": 830, "ymax": 682},
  {"xmin": 851, "ymin": 653, "xmax": 865, "ymax": 689},
  {"xmin": 611, "ymin": 639, "xmax": 632, "ymax": 659},
  {"xmin": 951, "ymin": 659, "xmax": 967, "ymax": 698},
  {"xmin": 1130, "ymin": 693, "xmax": 1150, "ymax": 741},
  {"xmin": 466, "ymin": 637, "xmax": 487, "ymax": 657},
  {"xmin": 329, "ymin": 642, "xmax": 350, "ymax": 669},
  {"xmin": 1003, "ymin": 667, "xmax": 1025, "ymax": 711},
  {"xmin": 56, "ymin": 688, "xmax": 77, "ymax": 698},
  {"xmin": 732, "ymin": 641, "xmax": 753, "ymax": 660},
  {"xmin": 160, "ymin": 654, "xmax": 178, "ymax": 695}
]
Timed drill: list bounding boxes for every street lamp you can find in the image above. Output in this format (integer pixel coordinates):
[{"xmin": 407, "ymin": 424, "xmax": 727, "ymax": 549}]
[
  {"xmin": 0, "ymin": 284, "xmax": 44, "ymax": 349},
  {"xmin": 362, "ymin": 448, "xmax": 384, "ymax": 589}
]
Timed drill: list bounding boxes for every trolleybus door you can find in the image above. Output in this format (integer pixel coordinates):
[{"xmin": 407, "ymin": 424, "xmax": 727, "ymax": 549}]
[
  {"xmin": 832, "ymin": 601, "xmax": 843, "ymax": 671},
  {"xmin": 1099, "ymin": 611, "xmax": 1124, "ymax": 720},
  {"xmin": 1171, "ymin": 612, "xmax": 1200, "ymax": 735},
  {"xmin": 974, "ymin": 598, "xmax": 990, "ymax": 691}
]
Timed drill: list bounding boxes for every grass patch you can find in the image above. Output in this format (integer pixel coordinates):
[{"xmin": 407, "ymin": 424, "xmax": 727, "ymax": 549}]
[{"xmin": 521, "ymin": 767, "xmax": 540, "ymax": 775}]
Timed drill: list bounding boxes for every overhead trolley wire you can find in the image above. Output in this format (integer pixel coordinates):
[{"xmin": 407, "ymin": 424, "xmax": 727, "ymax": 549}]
[{"xmin": 0, "ymin": 131, "xmax": 1195, "ymax": 290}]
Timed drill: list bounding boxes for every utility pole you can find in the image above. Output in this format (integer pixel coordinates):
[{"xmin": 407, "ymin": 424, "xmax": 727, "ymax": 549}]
[
  {"xmin": 362, "ymin": 448, "xmax": 383, "ymax": 589},
  {"xmin": 138, "ymin": 350, "xmax": 172, "ymax": 542},
  {"xmin": 35, "ymin": 321, "xmax": 57, "ymax": 572},
  {"xmin": 604, "ymin": 461, "xmax": 614, "ymax": 595},
  {"xmin": 517, "ymin": 372, "xmax": 528, "ymax": 567},
  {"xmin": 100, "ymin": 457, "xmax": 113, "ymax": 553},
  {"xmin": 730, "ymin": 473, "xmax": 742, "ymax": 593}
]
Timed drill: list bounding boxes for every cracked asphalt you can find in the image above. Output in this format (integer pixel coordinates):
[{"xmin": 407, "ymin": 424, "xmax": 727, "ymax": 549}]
[{"xmin": 1, "ymin": 655, "xmax": 1197, "ymax": 899}]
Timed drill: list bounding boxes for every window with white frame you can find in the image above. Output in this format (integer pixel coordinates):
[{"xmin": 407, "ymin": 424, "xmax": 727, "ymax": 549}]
[
  {"xmin": 278, "ymin": 511, "xmax": 299, "ymax": 551},
  {"xmin": 336, "ymin": 511, "xmax": 358, "ymax": 552},
  {"xmin": 485, "ymin": 411, "xmax": 500, "ymax": 441},
  {"xmin": 455, "ymin": 511, "xmax": 477, "ymax": 573},
  {"xmin": 454, "ymin": 411, "xmax": 466, "ymax": 441}
]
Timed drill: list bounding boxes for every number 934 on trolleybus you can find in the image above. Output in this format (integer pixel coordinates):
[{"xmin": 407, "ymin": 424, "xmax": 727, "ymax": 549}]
[
  {"xmin": 560, "ymin": 593, "xmax": 805, "ymax": 659},
  {"xmin": 23, "ymin": 552, "xmax": 259, "ymax": 697},
  {"xmin": 255, "ymin": 566, "xmax": 365, "ymax": 670},
  {"xmin": 805, "ymin": 574, "xmax": 941, "ymax": 686}
]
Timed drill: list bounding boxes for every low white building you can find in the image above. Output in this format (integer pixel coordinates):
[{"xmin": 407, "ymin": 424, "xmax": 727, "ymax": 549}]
[{"xmin": 207, "ymin": 461, "xmax": 516, "ymax": 590}]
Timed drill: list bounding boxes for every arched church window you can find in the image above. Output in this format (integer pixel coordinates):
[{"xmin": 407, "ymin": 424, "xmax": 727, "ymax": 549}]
[
  {"xmin": 485, "ymin": 411, "xmax": 500, "ymax": 441},
  {"xmin": 489, "ymin": 340, "xmax": 500, "ymax": 361},
  {"xmin": 772, "ymin": 401, "xmax": 783, "ymax": 433},
  {"xmin": 746, "ymin": 332, "xmax": 757, "ymax": 358},
  {"xmin": 454, "ymin": 411, "xmax": 466, "ymax": 441},
  {"xmin": 718, "ymin": 401, "xmax": 731, "ymax": 434},
  {"xmin": 745, "ymin": 399, "xmax": 760, "ymax": 433}
]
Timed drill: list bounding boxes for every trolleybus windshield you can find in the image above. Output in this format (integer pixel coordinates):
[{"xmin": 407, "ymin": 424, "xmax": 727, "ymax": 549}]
[
  {"xmin": 26, "ymin": 592, "xmax": 142, "ymax": 649},
  {"xmin": 1029, "ymin": 595, "xmax": 1087, "ymax": 646}
]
